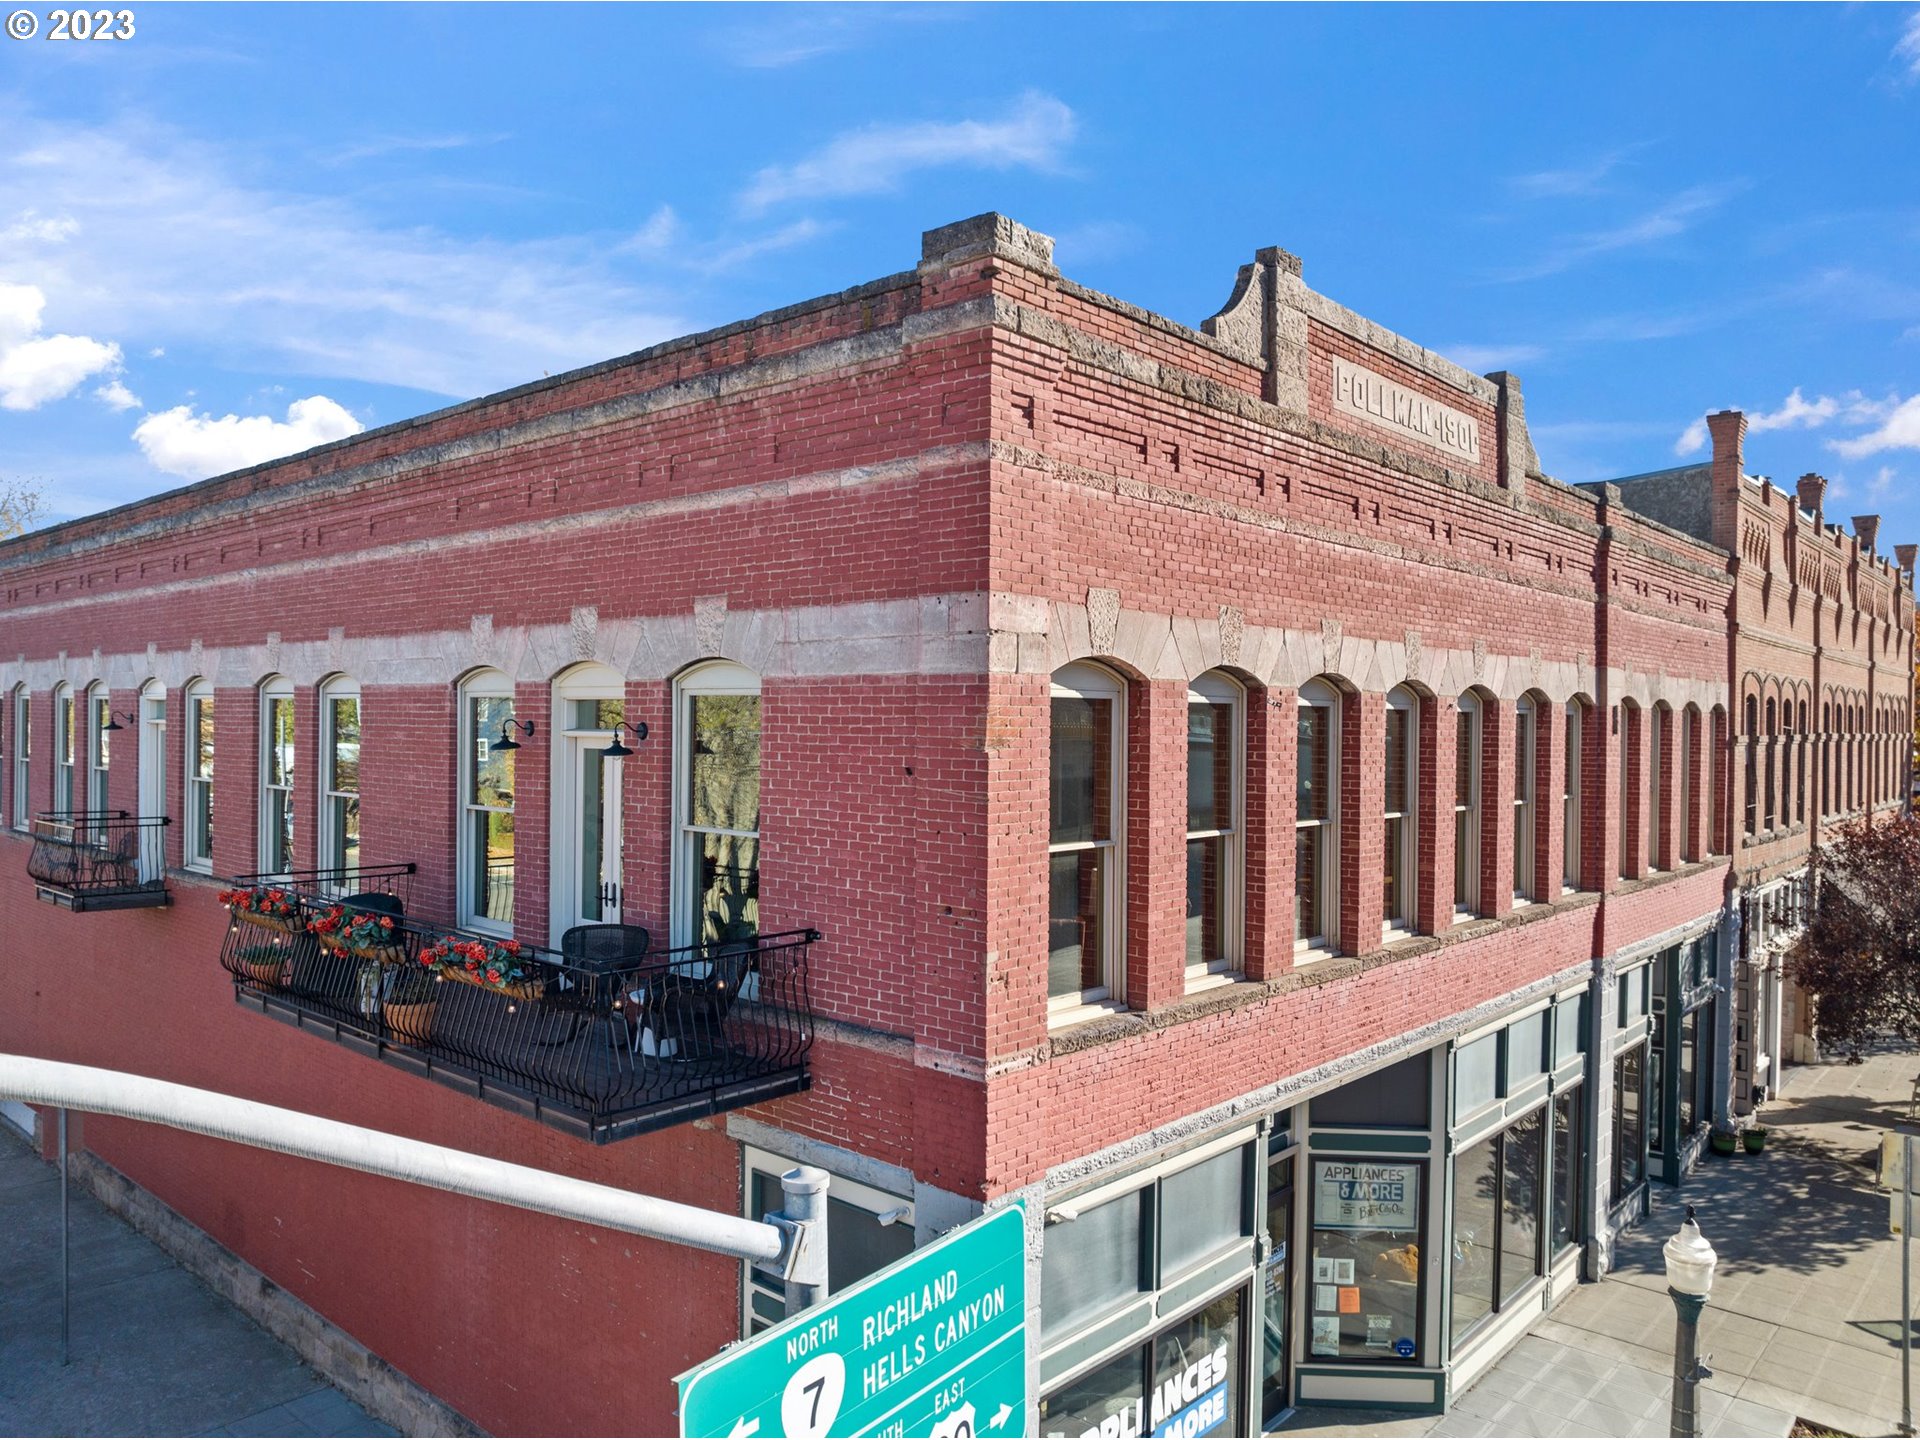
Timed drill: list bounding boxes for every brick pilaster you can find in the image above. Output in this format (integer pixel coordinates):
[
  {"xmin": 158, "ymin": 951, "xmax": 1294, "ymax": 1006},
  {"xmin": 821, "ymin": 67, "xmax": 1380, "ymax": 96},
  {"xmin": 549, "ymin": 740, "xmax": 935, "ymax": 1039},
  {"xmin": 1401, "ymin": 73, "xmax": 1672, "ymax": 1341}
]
[
  {"xmin": 1242, "ymin": 684, "xmax": 1295, "ymax": 981},
  {"xmin": 1124, "ymin": 679, "xmax": 1186, "ymax": 1011}
]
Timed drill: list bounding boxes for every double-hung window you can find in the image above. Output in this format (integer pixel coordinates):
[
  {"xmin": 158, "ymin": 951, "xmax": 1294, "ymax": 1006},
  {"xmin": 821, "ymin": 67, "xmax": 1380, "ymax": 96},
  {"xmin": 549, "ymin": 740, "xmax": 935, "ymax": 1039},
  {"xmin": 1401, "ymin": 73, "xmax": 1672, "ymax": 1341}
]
[
  {"xmin": 1678, "ymin": 706, "xmax": 1695, "ymax": 863},
  {"xmin": 1647, "ymin": 706, "xmax": 1665, "ymax": 868},
  {"xmin": 87, "ymin": 685, "xmax": 110, "ymax": 820},
  {"xmin": 1454, "ymin": 695, "xmax": 1480, "ymax": 916},
  {"xmin": 1049, "ymin": 663, "xmax": 1124, "ymax": 1009},
  {"xmin": 1185, "ymin": 671, "xmax": 1242, "ymax": 982},
  {"xmin": 1383, "ymin": 688, "xmax": 1417, "ymax": 937},
  {"xmin": 675, "ymin": 663, "xmax": 763, "ymax": 948},
  {"xmin": 319, "ymin": 677, "xmax": 361, "ymax": 878},
  {"xmin": 1295, "ymin": 680, "xmax": 1339, "ymax": 951},
  {"xmin": 12, "ymin": 687, "xmax": 29, "ymax": 829},
  {"xmin": 184, "ymin": 681, "xmax": 214, "ymax": 871},
  {"xmin": 1513, "ymin": 697, "xmax": 1535, "ymax": 903},
  {"xmin": 260, "ymin": 678, "xmax": 295, "ymax": 875},
  {"xmin": 459, "ymin": 671, "xmax": 516, "ymax": 933},
  {"xmin": 52, "ymin": 683, "xmax": 74, "ymax": 815},
  {"xmin": 1563, "ymin": 702, "xmax": 1583, "ymax": 891}
]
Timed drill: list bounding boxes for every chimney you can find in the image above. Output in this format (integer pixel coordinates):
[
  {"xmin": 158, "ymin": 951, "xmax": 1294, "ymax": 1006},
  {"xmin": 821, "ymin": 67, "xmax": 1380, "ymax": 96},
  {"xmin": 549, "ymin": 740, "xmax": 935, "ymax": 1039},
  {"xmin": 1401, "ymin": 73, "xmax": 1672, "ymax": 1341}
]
[
  {"xmin": 1796, "ymin": 473, "xmax": 1826, "ymax": 521},
  {"xmin": 1704, "ymin": 410, "xmax": 1747, "ymax": 550},
  {"xmin": 1896, "ymin": 543, "xmax": 1917, "ymax": 575},
  {"xmin": 1854, "ymin": 515, "xmax": 1881, "ymax": 554}
]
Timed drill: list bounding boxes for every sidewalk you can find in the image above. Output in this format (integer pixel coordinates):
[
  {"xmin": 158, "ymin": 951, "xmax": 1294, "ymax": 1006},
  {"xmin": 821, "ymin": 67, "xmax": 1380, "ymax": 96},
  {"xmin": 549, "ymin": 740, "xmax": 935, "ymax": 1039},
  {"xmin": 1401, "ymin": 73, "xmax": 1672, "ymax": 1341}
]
[
  {"xmin": 0, "ymin": 1118, "xmax": 397, "ymax": 1438},
  {"xmin": 1284, "ymin": 1045, "xmax": 1920, "ymax": 1439}
]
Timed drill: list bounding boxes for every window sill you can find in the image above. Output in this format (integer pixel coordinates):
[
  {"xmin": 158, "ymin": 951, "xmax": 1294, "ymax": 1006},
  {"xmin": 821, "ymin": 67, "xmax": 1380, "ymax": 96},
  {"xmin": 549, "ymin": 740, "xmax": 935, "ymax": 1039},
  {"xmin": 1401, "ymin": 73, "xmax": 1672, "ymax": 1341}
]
[
  {"xmin": 1183, "ymin": 969, "xmax": 1241, "ymax": 996},
  {"xmin": 1047, "ymin": 997, "xmax": 1130, "ymax": 1032},
  {"xmin": 1292, "ymin": 944, "xmax": 1342, "ymax": 968}
]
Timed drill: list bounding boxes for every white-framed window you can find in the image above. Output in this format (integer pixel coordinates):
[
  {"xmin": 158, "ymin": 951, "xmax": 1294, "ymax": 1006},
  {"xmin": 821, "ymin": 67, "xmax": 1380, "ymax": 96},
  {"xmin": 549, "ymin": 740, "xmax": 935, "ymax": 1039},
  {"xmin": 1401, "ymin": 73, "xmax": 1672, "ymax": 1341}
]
[
  {"xmin": 1563, "ymin": 701, "xmax": 1583, "ymax": 891},
  {"xmin": 552, "ymin": 662, "xmax": 629, "ymax": 938},
  {"xmin": 1050, "ymin": 662, "xmax": 1126, "ymax": 1009},
  {"xmin": 1679, "ymin": 705, "xmax": 1696, "ymax": 863},
  {"xmin": 739, "ymin": 1146, "xmax": 913, "ymax": 1338},
  {"xmin": 1186, "ymin": 671, "xmax": 1243, "ymax": 983},
  {"xmin": 1383, "ymin": 687, "xmax": 1418, "ymax": 938},
  {"xmin": 1513, "ymin": 696, "xmax": 1536, "ymax": 903},
  {"xmin": 12, "ymin": 685, "xmax": 29, "ymax": 829},
  {"xmin": 1296, "ymin": 678, "xmax": 1340, "ymax": 952},
  {"xmin": 675, "ymin": 661, "xmax": 762, "ymax": 949},
  {"xmin": 52, "ymin": 682, "xmax": 74, "ymax": 815},
  {"xmin": 259, "ymin": 677, "xmax": 295, "ymax": 875},
  {"xmin": 87, "ymin": 684, "xmax": 110, "ymax": 819},
  {"xmin": 1647, "ymin": 704, "xmax": 1666, "ymax": 870},
  {"xmin": 1620, "ymin": 702, "xmax": 1638, "ymax": 878},
  {"xmin": 137, "ymin": 680, "xmax": 167, "ymax": 882},
  {"xmin": 319, "ymin": 676, "xmax": 361, "ymax": 878},
  {"xmin": 184, "ymin": 680, "xmax": 214, "ymax": 872},
  {"xmin": 458, "ymin": 670, "xmax": 516, "ymax": 935},
  {"xmin": 1454, "ymin": 694, "xmax": 1481, "ymax": 916}
]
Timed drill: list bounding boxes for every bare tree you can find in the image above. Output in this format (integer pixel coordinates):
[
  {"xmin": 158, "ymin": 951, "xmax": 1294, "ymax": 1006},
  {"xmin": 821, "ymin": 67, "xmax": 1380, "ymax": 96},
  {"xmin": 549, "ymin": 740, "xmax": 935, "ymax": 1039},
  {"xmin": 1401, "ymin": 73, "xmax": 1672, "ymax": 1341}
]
[{"xmin": 0, "ymin": 476, "xmax": 46, "ymax": 541}]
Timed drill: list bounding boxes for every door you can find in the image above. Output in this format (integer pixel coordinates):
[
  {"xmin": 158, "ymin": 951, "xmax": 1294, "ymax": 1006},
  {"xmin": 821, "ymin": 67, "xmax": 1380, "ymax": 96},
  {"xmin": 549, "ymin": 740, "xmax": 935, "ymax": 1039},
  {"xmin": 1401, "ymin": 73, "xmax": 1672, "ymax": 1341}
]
[
  {"xmin": 572, "ymin": 735, "xmax": 623, "ymax": 927},
  {"xmin": 137, "ymin": 684, "xmax": 166, "ymax": 882},
  {"xmin": 1261, "ymin": 1149, "xmax": 1294, "ymax": 1424}
]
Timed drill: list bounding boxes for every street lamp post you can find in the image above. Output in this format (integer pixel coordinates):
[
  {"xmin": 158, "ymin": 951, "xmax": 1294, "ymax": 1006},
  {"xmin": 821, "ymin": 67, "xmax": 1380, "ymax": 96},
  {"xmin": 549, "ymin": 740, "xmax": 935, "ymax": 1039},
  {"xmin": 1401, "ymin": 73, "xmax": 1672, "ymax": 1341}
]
[{"xmin": 1664, "ymin": 1205, "xmax": 1719, "ymax": 1439}]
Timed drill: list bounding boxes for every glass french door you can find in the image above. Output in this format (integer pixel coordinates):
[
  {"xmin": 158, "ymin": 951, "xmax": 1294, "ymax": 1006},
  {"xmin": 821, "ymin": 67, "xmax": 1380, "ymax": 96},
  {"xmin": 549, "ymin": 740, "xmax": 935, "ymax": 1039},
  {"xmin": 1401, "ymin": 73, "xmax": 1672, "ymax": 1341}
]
[
  {"xmin": 138, "ymin": 686, "xmax": 166, "ymax": 882},
  {"xmin": 565, "ymin": 700, "xmax": 625, "ymax": 929}
]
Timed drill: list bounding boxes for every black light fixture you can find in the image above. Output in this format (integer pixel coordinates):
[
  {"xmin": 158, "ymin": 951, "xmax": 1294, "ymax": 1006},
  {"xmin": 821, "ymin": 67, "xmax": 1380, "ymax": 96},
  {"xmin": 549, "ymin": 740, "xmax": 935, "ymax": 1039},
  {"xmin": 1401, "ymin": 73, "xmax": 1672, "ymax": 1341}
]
[
  {"xmin": 491, "ymin": 718, "xmax": 536, "ymax": 752},
  {"xmin": 101, "ymin": 710, "xmax": 135, "ymax": 733},
  {"xmin": 600, "ymin": 720, "xmax": 649, "ymax": 758}
]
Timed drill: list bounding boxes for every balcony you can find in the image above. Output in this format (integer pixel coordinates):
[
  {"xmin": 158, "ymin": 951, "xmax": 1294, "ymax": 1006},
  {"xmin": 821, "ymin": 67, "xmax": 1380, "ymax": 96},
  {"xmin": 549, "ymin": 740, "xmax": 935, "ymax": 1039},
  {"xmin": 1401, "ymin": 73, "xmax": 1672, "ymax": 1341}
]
[
  {"xmin": 216, "ymin": 865, "xmax": 817, "ymax": 1144},
  {"xmin": 27, "ymin": 812, "xmax": 172, "ymax": 911}
]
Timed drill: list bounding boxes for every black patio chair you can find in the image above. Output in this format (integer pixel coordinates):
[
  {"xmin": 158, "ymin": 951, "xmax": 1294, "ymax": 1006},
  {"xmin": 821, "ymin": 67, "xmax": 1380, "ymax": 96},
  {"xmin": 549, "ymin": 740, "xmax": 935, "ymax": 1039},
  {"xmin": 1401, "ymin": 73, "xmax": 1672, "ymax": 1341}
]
[
  {"xmin": 553, "ymin": 924, "xmax": 652, "ymax": 1050},
  {"xmin": 636, "ymin": 939, "xmax": 759, "ymax": 1063}
]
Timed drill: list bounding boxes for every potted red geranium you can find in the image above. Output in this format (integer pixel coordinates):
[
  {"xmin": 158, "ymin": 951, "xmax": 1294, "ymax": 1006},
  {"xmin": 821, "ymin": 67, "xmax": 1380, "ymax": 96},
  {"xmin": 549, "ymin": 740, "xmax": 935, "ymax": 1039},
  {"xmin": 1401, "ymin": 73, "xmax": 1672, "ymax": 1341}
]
[
  {"xmin": 218, "ymin": 884, "xmax": 302, "ymax": 935},
  {"xmin": 420, "ymin": 934, "xmax": 544, "ymax": 1000},
  {"xmin": 309, "ymin": 905, "xmax": 407, "ymax": 966}
]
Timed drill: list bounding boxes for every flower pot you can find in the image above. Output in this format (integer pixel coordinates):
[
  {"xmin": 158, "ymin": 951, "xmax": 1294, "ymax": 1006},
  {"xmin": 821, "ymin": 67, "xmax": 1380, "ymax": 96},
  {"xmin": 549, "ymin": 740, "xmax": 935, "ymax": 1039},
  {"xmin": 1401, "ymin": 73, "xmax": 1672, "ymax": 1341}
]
[
  {"xmin": 318, "ymin": 934, "xmax": 408, "ymax": 967},
  {"xmin": 1743, "ymin": 1130, "xmax": 1768, "ymax": 1153},
  {"xmin": 237, "ymin": 954, "xmax": 288, "ymax": 988},
  {"xmin": 382, "ymin": 999, "xmax": 438, "ymax": 1046},
  {"xmin": 441, "ymin": 965, "xmax": 546, "ymax": 1002},
  {"xmin": 235, "ymin": 910, "xmax": 303, "ymax": 935},
  {"xmin": 1710, "ymin": 1132, "xmax": 1739, "ymax": 1156}
]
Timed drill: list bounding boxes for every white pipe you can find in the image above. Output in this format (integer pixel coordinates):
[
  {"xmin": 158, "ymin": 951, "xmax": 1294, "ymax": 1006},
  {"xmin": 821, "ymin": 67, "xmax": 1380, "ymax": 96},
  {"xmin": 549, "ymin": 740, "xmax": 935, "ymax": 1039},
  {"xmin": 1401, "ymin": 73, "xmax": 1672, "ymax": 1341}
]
[{"xmin": 0, "ymin": 1054, "xmax": 784, "ymax": 1264}]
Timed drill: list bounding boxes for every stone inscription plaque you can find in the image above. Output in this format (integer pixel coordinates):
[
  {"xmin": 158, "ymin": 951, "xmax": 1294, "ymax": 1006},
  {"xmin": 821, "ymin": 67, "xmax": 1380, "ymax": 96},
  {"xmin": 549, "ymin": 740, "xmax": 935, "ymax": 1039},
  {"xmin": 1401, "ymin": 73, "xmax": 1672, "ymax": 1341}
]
[{"xmin": 1331, "ymin": 357, "xmax": 1481, "ymax": 463}]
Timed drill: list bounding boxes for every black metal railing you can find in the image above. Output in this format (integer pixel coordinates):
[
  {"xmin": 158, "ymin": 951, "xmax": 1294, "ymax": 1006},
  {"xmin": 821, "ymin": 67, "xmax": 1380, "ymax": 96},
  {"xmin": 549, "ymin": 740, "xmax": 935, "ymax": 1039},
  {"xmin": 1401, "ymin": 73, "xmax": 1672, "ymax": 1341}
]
[
  {"xmin": 27, "ymin": 811, "xmax": 172, "ymax": 911},
  {"xmin": 216, "ymin": 867, "xmax": 816, "ymax": 1144}
]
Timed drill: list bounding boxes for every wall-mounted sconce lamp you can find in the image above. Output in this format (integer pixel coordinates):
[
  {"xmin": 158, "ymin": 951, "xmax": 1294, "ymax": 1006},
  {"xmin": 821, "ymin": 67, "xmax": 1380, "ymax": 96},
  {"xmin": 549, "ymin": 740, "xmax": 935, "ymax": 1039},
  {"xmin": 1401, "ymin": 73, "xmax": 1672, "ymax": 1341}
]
[
  {"xmin": 600, "ymin": 720, "xmax": 649, "ymax": 758},
  {"xmin": 100, "ymin": 710, "xmax": 136, "ymax": 733},
  {"xmin": 490, "ymin": 718, "xmax": 537, "ymax": 752}
]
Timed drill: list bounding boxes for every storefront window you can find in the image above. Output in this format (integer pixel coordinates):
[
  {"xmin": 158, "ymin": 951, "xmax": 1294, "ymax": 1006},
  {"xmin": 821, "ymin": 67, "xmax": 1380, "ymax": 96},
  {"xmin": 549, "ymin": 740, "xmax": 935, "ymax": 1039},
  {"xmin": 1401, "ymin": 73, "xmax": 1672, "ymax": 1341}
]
[
  {"xmin": 1261, "ymin": 1148, "xmax": 1293, "ymax": 1425},
  {"xmin": 1040, "ymin": 1292, "xmax": 1247, "ymax": 1440},
  {"xmin": 1449, "ymin": 1138, "xmax": 1496, "ymax": 1343},
  {"xmin": 1499, "ymin": 1110, "xmax": 1543, "ymax": 1306},
  {"xmin": 1551, "ymin": 1085, "xmax": 1584, "ymax": 1254},
  {"xmin": 1307, "ymin": 1160, "xmax": 1423, "ymax": 1364},
  {"xmin": 1677, "ymin": 1007, "xmax": 1698, "ymax": 1136},
  {"xmin": 1160, "ymin": 1147, "xmax": 1248, "ymax": 1276},
  {"xmin": 1448, "ymin": 1108, "xmax": 1546, "ymax": 1350},
  {"xmin": 1612, "ymin": 1044, "xmax": 1647, "ymax": 1202},
  {"xmin": 1043, "ymin": 1189, "xmax": 1146, "ymax": 1335},
  {"xmin": 1453, "ymin": 1034, "xmax": 1498, "ymax": 1122},
  {"xmin": 1310, "ymin": 1052, "xmax": 1430, "ymax": 1129},
  {"xmin": 1553, "ymin": 994, "xmax": 1586, "ymax": 1066},
  {"xmin": 1508, "ymin": 1011, "xmax": 1547, "ymax": 1086}
]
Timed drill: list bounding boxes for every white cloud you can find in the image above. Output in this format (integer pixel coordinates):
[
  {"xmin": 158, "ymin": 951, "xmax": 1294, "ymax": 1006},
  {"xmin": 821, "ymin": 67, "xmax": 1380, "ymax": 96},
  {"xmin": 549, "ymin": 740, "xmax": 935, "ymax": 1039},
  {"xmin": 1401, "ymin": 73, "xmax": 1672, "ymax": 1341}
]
[
  {"xmin": 0, "ymin": 280, "xmax": 122, "ymax": 410},
  {"xmin": 133, "ymin": 396, "xmax": 364, "ymax": 479},
  {"xmin": 1831, "ymin": 394, "xmax": 1920, "ymax": 458},
  {"xmin": 1747, "ymin": 387, "xmax": 1840, "ymax": 433},
  {"xmin": 1871, "ymin": 466, "xmax": 1897, "ymax": 498},
  {"xmin": 1898, "ymin": 10, "xmax": 1920, "ymax": 77},
  {"xmin": 0, "ymin": 114, "xmax": 694, "ymax": 400},
  {"xmin": 1441, "ymin": 343, "xmax": 1546, "ymax": 372},
  {"xmin": 0, "ymin": 210, "xmax": 78, "ymax": 245},
  {"xmin": 1507, "ymin": 147, "xmax": 1645, "ymax": 199},
  {"xmin": 740, "ymin": 91, "xmax": 1076, "ymax": 212},
  {"xmin": 1500, "ymin": 183, "xmax": 1744, "ymax": 282},
  {"xmin": 1674, "ymin": 417, "xmax": 1711, "ymax": 456},
  {"xmin": 94, "ymin": 379, "xmax": 140, "ymax": 411},
  {"xmin": 322, "ymin": 132, "xmax": 509, "ymax": 166}
]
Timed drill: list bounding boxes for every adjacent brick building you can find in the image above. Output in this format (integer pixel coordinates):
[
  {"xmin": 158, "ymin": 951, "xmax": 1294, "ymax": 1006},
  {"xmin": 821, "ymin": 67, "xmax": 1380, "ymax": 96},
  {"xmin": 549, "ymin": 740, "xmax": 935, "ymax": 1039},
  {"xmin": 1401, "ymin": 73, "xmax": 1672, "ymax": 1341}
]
[{"xmin": 0, "ymin": 213, "xmax": 1909, "ymax": 1435}]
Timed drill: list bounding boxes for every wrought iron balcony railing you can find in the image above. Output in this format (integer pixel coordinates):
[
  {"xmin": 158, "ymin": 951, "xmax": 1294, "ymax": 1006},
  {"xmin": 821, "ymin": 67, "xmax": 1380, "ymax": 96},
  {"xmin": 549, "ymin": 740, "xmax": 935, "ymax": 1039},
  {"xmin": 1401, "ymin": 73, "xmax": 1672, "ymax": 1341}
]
[
  {"xmin": 216, "ymin": 865, "xmax": 816, "ymax": 1144},
  {"xmin": 27, "ymin": 811, "xmax": 172, "ymax": 911}
]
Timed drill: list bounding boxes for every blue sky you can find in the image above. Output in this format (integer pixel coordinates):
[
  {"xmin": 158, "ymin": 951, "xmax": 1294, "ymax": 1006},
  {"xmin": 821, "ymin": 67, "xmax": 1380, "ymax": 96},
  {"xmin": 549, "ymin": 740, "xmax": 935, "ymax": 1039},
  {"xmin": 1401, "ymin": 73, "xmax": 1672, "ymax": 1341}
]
[{"xmin": 2, "ymin": 3, "xmax": 1918, "ymax": 548}]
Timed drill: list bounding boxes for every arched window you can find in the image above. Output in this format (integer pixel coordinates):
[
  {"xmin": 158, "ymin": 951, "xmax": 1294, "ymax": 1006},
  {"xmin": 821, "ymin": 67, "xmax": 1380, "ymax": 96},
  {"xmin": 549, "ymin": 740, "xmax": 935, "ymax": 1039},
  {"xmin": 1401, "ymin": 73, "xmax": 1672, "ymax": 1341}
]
[
  {"xmin": 1679, "ymin": 705, "xmax": 1697, "ymax": 863},
  {"xmin": 1795, "ymin": 700, "xmax": 1808, "ymax": 826},
  {"xmin": 1708, "ymin": 707, "xmax": 1727, "ymax": 854},
  {"xmin": 1297, "ymin": 678, "xmax": 1341, "ymax": 950},
  {"xmin": 458, "ymin": 669, "xmax": 516, "ymax": 933},
  {"xmin": 137, "ymin": 680, "xmax": 166, "ymax": 882},
  {"xmin": 51, "ymin": 682, "xmax": 74, "ymax": 815},
  {"xmin": 1049, "ymin": 662, "xmax": 1124, "ymax": 1005},
  {"xmin": 1514, "ymin": 696, "xmax": 1537, "ymax": 902},
  {"xmin": 1563, "ymin": 700, "xmax": 1585, "ymax": 891},
  {"xmin": 1620, "ymin": 701, "xmax": 1640, "ymax": 879},
  {"xmin": 11, "ymin": 684, "xmax": 29, "ymax": 829},
  {"xmin": 318, "ymin": 675, "xmax": 361, "ymax": 878},
  {"xmin": 184, "ymin": 678, "xmax": 214, "ymax": 872},
  {"xmin": 1455, "ymin": 693, "xmax": 1482, "ymax": 916},
  {"xmin": 554, "ymin": 662, "xmax": 631, "ymax": 936},
  {"xmin": 675, "ymin": 661, "xmax": 762, "ymax": 950},
  {"xmin": 1743, "ymin": 697, "xmax": 1759, "ymax": 839},
  {"xmin": 259, "ymin": 676, "xmax": 295, "ymax": 875},
  {"xmin": 1820, "ymin": 700, "xmax": 1831, "ymax": 820},
  {"xmin": 1186, "ymin": 671, "xmax": 1243, "ymax": 980},
  {"xmin": 1383, "ymin": 687, "xmax": 1418, "ymax": 936},
  {"xmin": 1763, "ymin": 698, "xmax": 1777, "ymax": 833},
  {"xmin": 86, "ymin": 682, "xmax": 110, "ymax": 820},
  {"xmin": 1647, "ymin": 704, "xmax": 1666, "ymax": 870}
]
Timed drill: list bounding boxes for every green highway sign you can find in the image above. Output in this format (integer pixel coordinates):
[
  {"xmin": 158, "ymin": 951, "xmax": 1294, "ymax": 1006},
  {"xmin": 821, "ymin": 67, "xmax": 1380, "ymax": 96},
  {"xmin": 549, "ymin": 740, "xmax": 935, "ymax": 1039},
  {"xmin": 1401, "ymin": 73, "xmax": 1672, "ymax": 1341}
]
[{"xmin": 677, "ymin": 1201, "xmax": 1028, "ymax": 1439}]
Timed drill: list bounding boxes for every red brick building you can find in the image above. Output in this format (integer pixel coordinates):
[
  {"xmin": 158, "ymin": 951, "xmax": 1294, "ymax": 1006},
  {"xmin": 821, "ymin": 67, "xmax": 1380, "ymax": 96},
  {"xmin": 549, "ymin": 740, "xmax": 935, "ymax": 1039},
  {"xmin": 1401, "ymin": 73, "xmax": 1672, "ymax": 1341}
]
[{"xmin": 0, "ymin": 213, "xmax": 1908, "ymax": 1434}]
